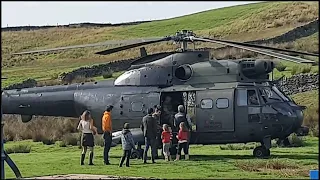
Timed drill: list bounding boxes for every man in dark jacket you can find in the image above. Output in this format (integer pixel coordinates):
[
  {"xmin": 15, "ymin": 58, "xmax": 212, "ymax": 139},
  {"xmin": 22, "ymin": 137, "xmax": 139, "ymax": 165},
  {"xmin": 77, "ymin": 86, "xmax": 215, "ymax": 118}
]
[
  {"xmin": 141, "ymin": 108, "xmax": 158, "ymax": 163},
  {"xmin": 174, "ymin": 105, "xmax": 191, "ymax": 132}
]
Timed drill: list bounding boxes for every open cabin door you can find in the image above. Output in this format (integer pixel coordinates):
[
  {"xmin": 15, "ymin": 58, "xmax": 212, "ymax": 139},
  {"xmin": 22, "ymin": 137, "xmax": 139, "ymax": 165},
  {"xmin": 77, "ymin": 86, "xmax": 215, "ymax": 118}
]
[{"xmin": 195, "ymin": 89, "xmax": 235, "ymax": 132}]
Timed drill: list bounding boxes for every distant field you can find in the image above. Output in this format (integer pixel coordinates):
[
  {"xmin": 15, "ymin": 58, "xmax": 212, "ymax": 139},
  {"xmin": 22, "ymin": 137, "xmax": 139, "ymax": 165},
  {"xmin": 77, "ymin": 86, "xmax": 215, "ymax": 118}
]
[
  {"xmin": 1, "ymin": 1, "xmax": 319, "ymax": 87},
  {"xmin": 4, "ymin": 136, "xmax": 318, "ymax": 179}
]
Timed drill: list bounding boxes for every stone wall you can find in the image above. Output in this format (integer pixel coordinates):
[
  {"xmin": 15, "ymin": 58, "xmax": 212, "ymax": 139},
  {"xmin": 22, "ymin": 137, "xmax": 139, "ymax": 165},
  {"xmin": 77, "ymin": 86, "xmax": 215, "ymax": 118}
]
[
  {"xmin": 277, "ymin": 73, "xmax": 319, "ymax": 95},
  {"xmin": 59, "ymin": 58, "xmax": 136, "ymax": 83}
]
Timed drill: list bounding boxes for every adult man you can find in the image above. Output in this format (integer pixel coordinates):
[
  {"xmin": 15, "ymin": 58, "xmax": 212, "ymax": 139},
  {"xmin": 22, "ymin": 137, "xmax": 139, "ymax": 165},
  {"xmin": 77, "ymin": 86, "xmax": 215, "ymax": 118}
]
[
  {"xmin": 152, "ymin": 105, "xmax": 162, "ymax": 158},
  {"xmin": 102, "ymin": 105, "xmax": 113, "ymax": 165},
  {"xmin": 174, "ymin": 105, "xmax": 192, "ymax": 132},
  {"xmin": 141, "ymin": 108, "xmax": 158, "ymax": 163}
]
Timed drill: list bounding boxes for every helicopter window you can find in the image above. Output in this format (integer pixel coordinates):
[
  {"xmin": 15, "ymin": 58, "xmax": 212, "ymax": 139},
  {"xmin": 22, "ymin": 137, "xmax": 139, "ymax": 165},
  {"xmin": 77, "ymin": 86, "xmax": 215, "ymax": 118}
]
[
  {"xmin": 272, "ymin": 86, "xmax": 289, "ymax": 102},
  {"xmin": 236, "ymin": 89, "xmax": 247, "ymax": 106},
  {"xmin": 131, "ymin": 102, "xmax": 143, "ymax": 112},
  {"xmin": 247, "ymin": 90, "xmax": 260, "ymax": 106},
  {"xmin": 259, "ymin": 87, "xmax": 283, "ymax": 103},
  {"xmin": 216, "ymin": 98, "xmax": 229, "ymax": 109},
  {"xmin": 200, "ymin": 99, "xmax": 213, "ymax": 109}
]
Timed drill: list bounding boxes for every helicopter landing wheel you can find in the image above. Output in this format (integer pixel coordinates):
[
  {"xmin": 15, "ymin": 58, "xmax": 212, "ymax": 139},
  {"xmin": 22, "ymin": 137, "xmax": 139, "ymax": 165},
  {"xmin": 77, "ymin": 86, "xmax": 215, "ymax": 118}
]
[{"xmin": 253, "ymin": 146, "xmax": 270, "ymax": 158}]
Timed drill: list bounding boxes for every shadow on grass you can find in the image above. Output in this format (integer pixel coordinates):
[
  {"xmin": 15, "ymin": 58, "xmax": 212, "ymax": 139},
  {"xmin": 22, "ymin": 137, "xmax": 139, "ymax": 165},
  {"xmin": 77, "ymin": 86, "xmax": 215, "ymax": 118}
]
[
  {"xmin": 189, "ymin": 154, "xmax": 318, "ymax": 161},
  {"xmin": 104, "ymin": 154, "xmax": 318, "ymax": 162}
]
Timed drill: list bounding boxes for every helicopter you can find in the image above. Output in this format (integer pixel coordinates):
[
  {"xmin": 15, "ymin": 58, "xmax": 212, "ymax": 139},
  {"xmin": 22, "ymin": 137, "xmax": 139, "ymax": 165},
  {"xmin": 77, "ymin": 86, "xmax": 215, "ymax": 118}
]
[{"xmin": 2, "ymin": 30, "xmax": 318, "ymax": 158}]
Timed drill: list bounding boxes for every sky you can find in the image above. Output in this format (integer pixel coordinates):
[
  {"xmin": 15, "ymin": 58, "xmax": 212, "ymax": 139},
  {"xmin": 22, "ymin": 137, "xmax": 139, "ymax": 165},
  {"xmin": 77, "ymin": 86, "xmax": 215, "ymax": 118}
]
[{"xmin": 1, "ymin": 1, "xmax": 260, "ymax": 27}]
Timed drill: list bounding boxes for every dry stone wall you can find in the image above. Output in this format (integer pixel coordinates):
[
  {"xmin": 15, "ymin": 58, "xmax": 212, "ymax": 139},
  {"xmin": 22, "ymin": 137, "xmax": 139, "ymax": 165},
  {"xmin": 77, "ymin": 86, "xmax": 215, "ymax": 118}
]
[{"xmin": 277, "ymin": 73, "xmax": 319, "ymax": 95}]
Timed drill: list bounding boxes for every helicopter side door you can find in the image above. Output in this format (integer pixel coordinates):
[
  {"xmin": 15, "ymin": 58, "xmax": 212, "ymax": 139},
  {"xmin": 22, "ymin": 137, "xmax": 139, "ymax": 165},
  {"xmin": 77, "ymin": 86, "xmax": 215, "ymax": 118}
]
[
  {"xmin": 195, "ymin": 89, "xmax": 235, "ymax": 132},
  {"xmin": 234, "ymin": 88, "xmax": 263, "ymax": 139}
]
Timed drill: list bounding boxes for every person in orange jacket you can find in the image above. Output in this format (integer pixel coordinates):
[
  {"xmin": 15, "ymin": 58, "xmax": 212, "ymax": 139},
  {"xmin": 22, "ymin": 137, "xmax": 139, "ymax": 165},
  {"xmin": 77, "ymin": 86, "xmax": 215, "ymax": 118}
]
[{"xmin": 102, "ymin": 105, "xmax": 113, "ymax": 165}]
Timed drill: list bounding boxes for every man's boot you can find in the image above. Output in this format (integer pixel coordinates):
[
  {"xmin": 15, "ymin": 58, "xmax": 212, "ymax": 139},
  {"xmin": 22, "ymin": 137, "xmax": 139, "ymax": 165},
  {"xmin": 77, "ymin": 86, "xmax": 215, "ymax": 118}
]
[
  {"xmin": 168, "ymin": 155, "xmax": 172, "ymax": 161},
  {"xmin": 89, "ymin": 152, "xmax": 94, "ymax": 165},
  {"xmin": 143, "ymin": 151, "xmax": 147, "ymax": 164},
  {"xmin": 185, "ymin": 154, "xmax": 189, "ymax": 160},
  {"xmin": 80, "ymin": 154, "xmax": 85, "ymax": 165},
  {"xmin": 175, "ymin": 154, "xmax": 180, "ymax": 161},
  {"xmin": 152, "ymin": 156, "xmax": 156, "ymax": 164}
]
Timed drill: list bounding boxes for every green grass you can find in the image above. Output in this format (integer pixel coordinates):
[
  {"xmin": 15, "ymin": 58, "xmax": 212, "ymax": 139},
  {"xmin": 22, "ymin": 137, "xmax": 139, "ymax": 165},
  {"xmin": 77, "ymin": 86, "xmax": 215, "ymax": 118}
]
[
  {"xmin": 3, "ymin": 137, "xmax": 318, "ymax": 179},
  {"xmin": 1, "ymin": 1, "xmax": 319, "ymax": 87}
]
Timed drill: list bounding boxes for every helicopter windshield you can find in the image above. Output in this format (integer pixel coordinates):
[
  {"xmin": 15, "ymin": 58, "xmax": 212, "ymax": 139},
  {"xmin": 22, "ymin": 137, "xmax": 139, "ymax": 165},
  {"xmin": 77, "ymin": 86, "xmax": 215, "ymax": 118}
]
[
  {"xmin": 272, "ymin": 86, "xmax": 290, "ymax": 102},
  {"xmin": 259, "ymin": 86, "xmax": 289, "ymax": 103}
]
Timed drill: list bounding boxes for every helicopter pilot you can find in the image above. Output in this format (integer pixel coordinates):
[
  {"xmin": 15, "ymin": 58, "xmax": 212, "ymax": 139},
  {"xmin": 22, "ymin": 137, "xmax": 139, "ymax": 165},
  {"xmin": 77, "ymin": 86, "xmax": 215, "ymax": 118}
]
[{"xmin": 248, "ymin": 90, "xmax": 259, "ymax": 105}]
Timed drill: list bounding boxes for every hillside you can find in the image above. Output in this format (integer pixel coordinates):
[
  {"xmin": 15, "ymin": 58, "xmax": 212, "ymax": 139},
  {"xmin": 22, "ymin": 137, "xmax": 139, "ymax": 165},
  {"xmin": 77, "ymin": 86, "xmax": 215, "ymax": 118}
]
[{"xmin": 1, "ymin": 1, "xmax": 319, "ymax": 87}]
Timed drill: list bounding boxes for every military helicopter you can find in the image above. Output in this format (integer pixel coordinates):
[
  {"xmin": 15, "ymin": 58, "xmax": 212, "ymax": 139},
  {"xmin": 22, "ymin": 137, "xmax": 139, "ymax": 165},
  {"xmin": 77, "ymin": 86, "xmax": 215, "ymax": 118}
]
[{"xmin": 2, "ymin": 30, "xmax": 318, "ymax": 158}]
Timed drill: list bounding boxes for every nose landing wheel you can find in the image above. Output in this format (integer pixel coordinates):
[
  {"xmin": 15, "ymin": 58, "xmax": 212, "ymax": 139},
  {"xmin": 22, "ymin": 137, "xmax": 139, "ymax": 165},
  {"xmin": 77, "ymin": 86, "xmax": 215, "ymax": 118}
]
[{"xmin": 253, "ymin": 146, "xmax": 270, "ymax": 158}]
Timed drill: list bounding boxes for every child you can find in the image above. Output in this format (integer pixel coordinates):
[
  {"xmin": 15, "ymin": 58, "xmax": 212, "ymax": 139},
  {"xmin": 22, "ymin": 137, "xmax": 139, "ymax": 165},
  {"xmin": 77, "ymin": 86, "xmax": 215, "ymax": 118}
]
[
  {"xmin": 119, "ymin": 123, "xmax": 136, "ymax": 167},
  {"xmin": 175, "ymin": 122, "xmax": 189, "ymax": 161},
  {"xmin": 161, "ymin": 124, "xmax": 172, "ymax": 161}
]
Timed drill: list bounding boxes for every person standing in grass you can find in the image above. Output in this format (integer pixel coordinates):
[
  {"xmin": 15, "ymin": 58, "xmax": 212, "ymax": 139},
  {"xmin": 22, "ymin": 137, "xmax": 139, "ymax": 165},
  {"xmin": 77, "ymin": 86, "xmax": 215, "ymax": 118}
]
[
  {"xmin": 161, "ymin": 124, "xmax": 172, "ymax": 161},
  {"xmin": 77, "ymin": 110, "xmax": 97, "ymax": 165},
  {"xmin": 141, "ymin": 108, "xmax": 158, "ymax": 164},
  {"xmin": 175, "ymin": 122, "xmax": 190, "ymax": 161},
  {"xmin": 119, "ymin": 123, "xmax": 136, "ymax": 167},
  {"xmin": 102, "ymin": 105, "xmax": 114, "ymax": 165}
]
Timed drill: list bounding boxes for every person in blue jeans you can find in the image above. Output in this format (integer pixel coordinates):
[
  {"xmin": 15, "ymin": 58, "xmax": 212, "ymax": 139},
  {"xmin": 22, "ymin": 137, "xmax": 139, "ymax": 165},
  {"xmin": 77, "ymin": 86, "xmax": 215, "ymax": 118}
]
[
  {"xmin": 119, "ymin": 123, "xmax": 136, "ymax": 167},
  {"xmin": 141, "ymin": 108, "xmax": 158, "ymax": 164}
]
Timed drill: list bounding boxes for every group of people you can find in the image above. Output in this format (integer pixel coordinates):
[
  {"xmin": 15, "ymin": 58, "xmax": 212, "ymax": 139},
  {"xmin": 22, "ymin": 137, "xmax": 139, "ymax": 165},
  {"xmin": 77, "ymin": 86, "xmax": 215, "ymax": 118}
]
[{"xmin": 76, "ymin": 102, "xmax": 192, "ymax": 167}]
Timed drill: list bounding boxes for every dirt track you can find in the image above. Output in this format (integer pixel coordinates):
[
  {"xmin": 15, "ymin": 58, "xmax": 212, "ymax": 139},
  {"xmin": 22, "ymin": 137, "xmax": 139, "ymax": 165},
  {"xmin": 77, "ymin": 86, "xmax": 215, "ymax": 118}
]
[{"xmin": 25, "ymin": 174, "xmax": 148, "ymax": 179}]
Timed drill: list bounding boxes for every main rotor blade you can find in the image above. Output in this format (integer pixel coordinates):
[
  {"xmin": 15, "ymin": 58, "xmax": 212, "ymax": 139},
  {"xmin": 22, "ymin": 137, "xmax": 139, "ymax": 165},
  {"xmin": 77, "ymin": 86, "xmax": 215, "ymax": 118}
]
[
  {"xmin": 193, "ymin": 37, "xmax": 315, "ymax": 64},
  {"xmin": 12, "ymin": 37, "xmax": 164, "ymax": 55},
  {"xmin": 95, "ymin": 37, "xmax": 172, "ymax": 55},
  {"xmin": 210, "ymin": 38, "xmax": 319, "ymax": 57}
]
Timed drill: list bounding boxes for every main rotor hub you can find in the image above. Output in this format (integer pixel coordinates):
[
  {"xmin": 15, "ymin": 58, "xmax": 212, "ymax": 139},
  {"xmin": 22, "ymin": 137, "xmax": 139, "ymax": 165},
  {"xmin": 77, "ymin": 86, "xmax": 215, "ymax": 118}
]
[{"xmin": 173, "ymin": 30, "xmax": 195, "ymax": 51}]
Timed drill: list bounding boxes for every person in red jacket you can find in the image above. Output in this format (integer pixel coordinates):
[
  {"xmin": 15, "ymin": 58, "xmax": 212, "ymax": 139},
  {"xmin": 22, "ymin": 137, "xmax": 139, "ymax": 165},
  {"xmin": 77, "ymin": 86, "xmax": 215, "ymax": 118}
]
[
  {"xmin": 175, "ymin": 122, "xmax": 189, "ymax": 161},
  {"xmin": 161, "ymin": 124, "xmax": 172, "ymax": 161}
]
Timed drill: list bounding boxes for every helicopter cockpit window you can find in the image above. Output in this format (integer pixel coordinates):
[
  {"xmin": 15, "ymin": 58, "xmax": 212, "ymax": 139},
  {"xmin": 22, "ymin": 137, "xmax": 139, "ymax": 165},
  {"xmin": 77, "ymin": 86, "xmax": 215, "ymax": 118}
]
[
  {"xmin": 237, "ymin": 89, "xmax": 247, "ymax": 106},
  {"xmin": 272, "ymin": 86, "xmax": 289, "ymax": 102},
  {"xmin": 259, "ymin": 87, "xmax": 283, "ymax": 103},
  {"xmin": 247, "ymin": 90, "xmax": 260, "ymax": 106},
  {"xmin": 200, "ymin": 99, "xmax": 213, "ymax": 109},
  {"xmin": 131, "ymin": 102, "xmax": 143, "ymax": 112},
  {"xmin": 216, "ymin": 98, "xmax": 229, "ymax": 109}
]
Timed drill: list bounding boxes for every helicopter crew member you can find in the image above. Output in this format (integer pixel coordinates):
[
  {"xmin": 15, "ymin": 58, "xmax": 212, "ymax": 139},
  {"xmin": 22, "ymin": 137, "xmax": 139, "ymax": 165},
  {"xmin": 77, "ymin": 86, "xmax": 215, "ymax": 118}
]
[
  {"xmin": 102, "ymin": 105, "xmax": 114, "ymax": 165},
  {"xmin": 141, "ymin": 108, "xmax": 158, "ymax": 164},
  {"xmin": 77, "ymin": 110, "xmax": 98, "ymax": 165}
]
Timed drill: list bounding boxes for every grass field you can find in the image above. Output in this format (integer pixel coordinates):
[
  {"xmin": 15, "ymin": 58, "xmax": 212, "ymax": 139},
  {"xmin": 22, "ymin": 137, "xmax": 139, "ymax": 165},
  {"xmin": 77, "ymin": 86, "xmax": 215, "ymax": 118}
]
[
  {"xmin": 1, "ymin": 1, "xmax": 319, "ymax": 87},
  {"xmin": 3, "ymin": 136, "xmax": 318, "ymax": 179}
]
